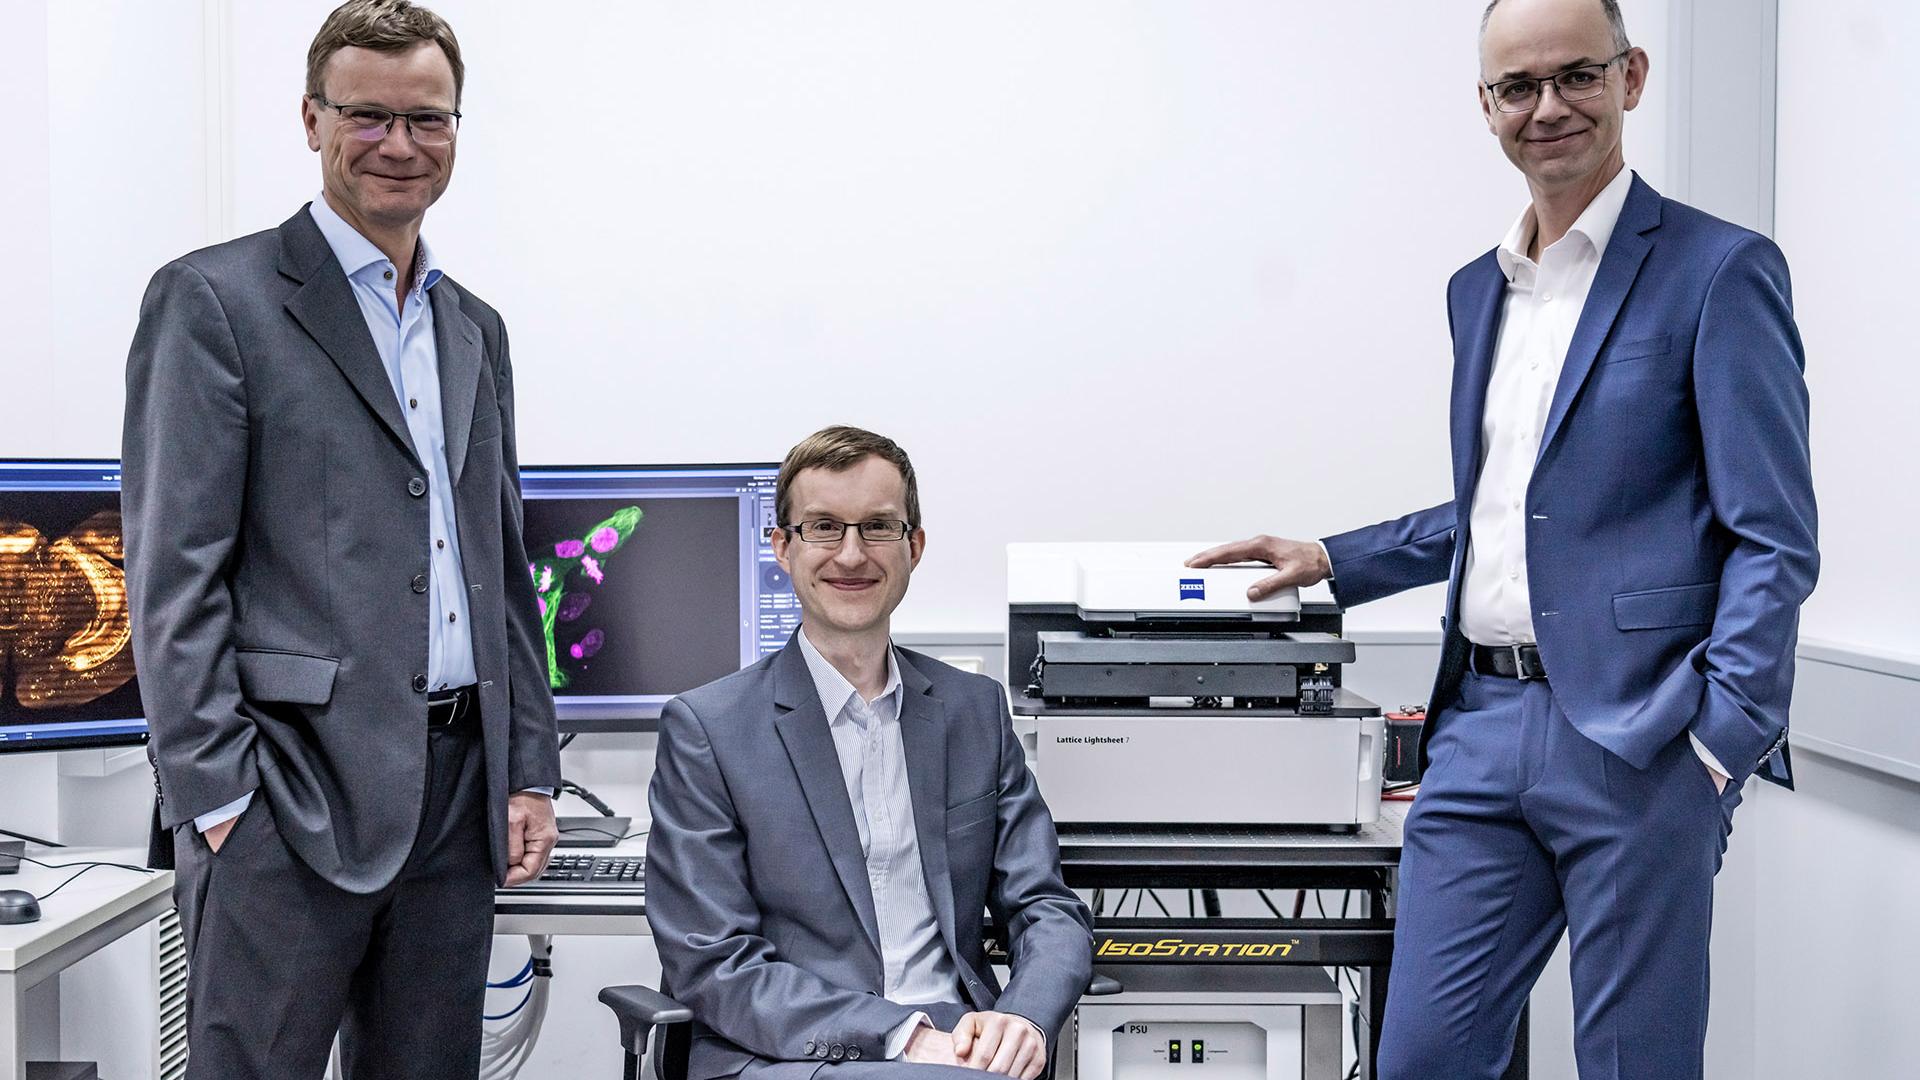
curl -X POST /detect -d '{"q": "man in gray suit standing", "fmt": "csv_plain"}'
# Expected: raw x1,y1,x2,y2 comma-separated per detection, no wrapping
648,426,1093,1080
121,2,560,1076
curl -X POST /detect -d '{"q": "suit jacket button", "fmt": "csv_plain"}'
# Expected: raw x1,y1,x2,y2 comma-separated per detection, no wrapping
408,477,427,497
803,1042,816,1057
828,1044,844,1061
412,673,429,693
815,1044,829,1059
411,573,429,593
846,1046,862,1061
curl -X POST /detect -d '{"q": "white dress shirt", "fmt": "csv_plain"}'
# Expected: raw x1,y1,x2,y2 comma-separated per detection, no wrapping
1456,165,1725,777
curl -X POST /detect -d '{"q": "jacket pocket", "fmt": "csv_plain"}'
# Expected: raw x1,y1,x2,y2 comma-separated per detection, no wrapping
1599,334,1672,365
1612,582,1719,630
235,648,341,705
946,789,996,832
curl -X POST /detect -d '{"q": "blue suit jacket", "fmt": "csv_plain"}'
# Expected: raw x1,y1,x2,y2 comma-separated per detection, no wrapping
1322,175,1817,788
646,636,1093,1080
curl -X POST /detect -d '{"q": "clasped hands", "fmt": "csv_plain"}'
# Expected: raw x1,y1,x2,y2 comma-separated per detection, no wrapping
904,1012,1047,1080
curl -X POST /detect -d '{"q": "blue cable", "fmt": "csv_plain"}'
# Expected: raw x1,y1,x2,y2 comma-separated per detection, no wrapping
487,956,534,989
484,984,534,1022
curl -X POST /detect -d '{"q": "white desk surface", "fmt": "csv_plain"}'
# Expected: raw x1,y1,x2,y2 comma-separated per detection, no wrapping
0,846,173,975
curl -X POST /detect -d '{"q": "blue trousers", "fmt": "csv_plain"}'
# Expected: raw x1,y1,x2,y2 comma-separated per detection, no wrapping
1377,670,1743,1080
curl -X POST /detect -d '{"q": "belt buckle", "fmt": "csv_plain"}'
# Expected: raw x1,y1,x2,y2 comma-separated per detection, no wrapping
428,689,467,728
1511,644,1544,681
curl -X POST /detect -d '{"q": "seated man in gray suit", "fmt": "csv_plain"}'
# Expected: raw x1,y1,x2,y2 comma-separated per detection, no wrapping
647,425,1093,1080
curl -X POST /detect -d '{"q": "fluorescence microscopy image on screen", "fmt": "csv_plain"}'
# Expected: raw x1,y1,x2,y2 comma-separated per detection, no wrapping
522,495,743,699
0,490,143,729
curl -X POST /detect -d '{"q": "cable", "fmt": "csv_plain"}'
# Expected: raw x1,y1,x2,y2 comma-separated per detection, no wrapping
0,826,64,847
1147,890,1171,918
18,855,154,902
558,732,577,751
478,935,555,1080
1256,890,1285,919
488,956,535,990
485,984,535,1022
555,825,648,843
558,779,616,818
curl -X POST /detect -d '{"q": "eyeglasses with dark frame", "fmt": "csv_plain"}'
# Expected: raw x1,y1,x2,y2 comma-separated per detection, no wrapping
1483,50,1632,114
780,519,913,544
310,95,462,145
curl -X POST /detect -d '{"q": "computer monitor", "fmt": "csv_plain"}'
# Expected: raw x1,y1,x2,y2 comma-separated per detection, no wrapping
0,459,148,754
519,463,795,731
0,458,789,749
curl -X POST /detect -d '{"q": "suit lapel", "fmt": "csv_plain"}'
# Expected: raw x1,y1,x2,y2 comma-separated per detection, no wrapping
430,276,483,486
1451,253,1508,506
896,655,964,968
1536,175,1661,464
770,643,883,958
278,207,420,466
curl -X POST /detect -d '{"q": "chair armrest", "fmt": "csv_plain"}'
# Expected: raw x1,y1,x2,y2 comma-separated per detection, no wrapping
1086,973,1124,996
599,984,694,1056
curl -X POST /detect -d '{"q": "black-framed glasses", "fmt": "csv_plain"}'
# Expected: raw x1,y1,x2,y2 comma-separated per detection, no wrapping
311,95,461,145
1483,50,1631,113
781,519,912,543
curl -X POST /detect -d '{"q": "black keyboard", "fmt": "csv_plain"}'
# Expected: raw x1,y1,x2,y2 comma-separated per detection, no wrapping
515,853,646,895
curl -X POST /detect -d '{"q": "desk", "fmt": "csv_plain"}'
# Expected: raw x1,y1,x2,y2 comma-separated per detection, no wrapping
494,835,649,937
0,847,172,1080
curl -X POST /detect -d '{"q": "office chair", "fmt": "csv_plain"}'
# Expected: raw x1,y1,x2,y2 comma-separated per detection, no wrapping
601,975,1124,1080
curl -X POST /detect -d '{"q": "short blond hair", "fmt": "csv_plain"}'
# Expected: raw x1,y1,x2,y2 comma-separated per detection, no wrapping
306,0,465,107
776,426,922,529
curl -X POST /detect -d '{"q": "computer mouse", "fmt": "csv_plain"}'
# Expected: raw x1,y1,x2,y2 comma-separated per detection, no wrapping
0,889,41,925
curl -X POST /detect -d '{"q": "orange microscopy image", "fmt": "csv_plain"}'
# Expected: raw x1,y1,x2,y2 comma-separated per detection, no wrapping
0,510,137,709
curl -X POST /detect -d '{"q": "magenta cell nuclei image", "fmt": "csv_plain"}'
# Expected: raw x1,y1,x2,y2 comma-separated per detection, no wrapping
554,538,586,559
558,592,592,622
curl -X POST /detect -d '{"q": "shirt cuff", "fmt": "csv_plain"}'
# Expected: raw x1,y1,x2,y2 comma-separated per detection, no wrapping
1688,734,1730,781
886,1012,932,1060
1315,540,1335,582
194,791,254,833
516,787,556,798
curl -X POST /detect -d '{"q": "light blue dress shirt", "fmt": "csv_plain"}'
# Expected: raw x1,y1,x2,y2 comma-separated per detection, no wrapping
308,195,477,690
797,628,959,1056
194,196,490,833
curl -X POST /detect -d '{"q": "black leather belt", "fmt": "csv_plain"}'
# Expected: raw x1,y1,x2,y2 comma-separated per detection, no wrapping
1471,643,1549,681
427,684,480,729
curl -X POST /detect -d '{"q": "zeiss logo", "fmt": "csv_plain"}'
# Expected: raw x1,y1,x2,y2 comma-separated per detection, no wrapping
1179,578,1206,601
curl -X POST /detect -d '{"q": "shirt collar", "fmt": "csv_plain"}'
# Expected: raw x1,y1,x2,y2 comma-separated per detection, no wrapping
1495,165,1635,282
796,626,902,725
307,194,444,295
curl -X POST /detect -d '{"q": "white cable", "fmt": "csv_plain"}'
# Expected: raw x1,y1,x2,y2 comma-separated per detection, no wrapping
478,935,554,1080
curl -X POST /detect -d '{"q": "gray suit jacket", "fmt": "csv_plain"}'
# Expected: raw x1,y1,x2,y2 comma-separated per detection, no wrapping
647,637,1093,1080
122,206,561,893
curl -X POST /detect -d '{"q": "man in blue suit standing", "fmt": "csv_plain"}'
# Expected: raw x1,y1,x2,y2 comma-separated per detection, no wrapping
1190,0,1816,1076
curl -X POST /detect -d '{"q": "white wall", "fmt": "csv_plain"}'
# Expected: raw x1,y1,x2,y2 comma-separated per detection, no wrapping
1774,0,1920,659
4,0,1674,638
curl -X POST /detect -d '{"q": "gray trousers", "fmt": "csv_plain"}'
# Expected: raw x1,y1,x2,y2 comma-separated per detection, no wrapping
172,722,494,1080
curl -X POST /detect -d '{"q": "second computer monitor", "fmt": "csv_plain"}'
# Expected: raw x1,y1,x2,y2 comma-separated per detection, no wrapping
518,463,796,730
